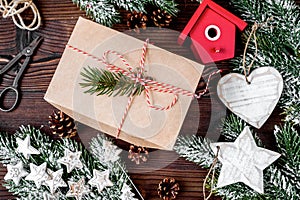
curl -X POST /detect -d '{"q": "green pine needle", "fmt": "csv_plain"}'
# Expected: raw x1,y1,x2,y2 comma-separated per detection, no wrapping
220,114,247,141
80,66,145,97
174,135,216,169
71,0,178,27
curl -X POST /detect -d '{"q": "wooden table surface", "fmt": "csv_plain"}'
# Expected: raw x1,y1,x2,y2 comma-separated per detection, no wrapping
0,0,298,199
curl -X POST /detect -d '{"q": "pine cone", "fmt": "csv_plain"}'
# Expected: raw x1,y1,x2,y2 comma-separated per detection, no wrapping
151,9,172,28
128,145,149,165
127,11,148,32
157,178,180,200
48,110,77,139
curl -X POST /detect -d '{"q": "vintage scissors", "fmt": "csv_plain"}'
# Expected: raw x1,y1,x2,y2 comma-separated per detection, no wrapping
0,36,43,112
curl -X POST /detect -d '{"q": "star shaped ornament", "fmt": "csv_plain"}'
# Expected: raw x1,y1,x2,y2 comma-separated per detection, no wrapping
88,169,113,193
25,162,49,188
4,161,29,185
210,126,281,193
16,135,40,159
66,178,90,200
44,169,67,194
57,148,83,173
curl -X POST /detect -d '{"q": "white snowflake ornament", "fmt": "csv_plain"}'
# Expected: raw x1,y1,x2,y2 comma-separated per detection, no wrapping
120,184,138,200
25,162,49,188
102,140,122,162
88,169,113,193
210,126,281,193
43,192,57,200
16,135,40,159
4,161,28,185
44,169,67,194
66,178,90,200
57,148,83,173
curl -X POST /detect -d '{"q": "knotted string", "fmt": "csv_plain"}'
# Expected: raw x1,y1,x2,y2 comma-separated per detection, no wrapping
0,0,41,31
67,40,222,138
203,146,220,200
242,17,273,84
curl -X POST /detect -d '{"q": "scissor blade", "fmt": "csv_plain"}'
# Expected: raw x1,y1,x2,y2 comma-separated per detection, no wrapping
0,53,23,74
24,36,43,56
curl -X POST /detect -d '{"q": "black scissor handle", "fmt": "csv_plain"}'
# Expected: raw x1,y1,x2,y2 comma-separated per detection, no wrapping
0,86,19,112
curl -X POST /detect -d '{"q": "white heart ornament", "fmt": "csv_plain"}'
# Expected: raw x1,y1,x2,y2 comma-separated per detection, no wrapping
217,67,283,128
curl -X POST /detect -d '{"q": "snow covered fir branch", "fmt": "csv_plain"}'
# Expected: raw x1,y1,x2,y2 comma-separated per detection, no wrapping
71,0,178,26
0,125,138,200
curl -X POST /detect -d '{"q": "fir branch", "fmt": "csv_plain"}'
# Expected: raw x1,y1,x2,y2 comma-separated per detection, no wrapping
80,66,119,96
73,0,120,26
80,66,145,97
147,0,179,16
274,123,300,191
173,135,216,168
71,0,178,27
220,114,247,141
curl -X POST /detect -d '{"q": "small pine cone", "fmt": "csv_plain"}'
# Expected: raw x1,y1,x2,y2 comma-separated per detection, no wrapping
157,178,180,200
48,110,77,139
151,9,172,28
127,11,148,32
128,145,149,165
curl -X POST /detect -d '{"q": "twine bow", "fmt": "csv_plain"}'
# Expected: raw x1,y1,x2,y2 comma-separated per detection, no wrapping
0,0,41,31
67,39,222,138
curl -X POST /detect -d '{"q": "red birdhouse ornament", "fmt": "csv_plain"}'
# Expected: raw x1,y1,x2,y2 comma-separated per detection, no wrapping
178,0,247,64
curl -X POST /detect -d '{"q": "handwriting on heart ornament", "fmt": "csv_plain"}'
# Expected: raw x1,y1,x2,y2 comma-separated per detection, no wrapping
217,67,283,128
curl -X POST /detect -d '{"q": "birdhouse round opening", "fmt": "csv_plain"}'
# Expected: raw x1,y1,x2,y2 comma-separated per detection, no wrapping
205,25,221,41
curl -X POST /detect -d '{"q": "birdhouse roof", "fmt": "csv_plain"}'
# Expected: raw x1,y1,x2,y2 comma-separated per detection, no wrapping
178,0,247,45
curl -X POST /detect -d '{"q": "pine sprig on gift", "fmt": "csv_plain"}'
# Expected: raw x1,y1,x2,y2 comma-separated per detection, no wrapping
71,0,178,27
0,125,138,199
80,66,145,96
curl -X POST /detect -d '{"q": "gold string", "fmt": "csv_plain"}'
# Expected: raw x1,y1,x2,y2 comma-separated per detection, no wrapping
0,0,41,31
203,146,220,200
242,17,273,84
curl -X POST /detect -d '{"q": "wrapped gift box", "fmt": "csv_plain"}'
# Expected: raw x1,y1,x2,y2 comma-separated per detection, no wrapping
44,17,204,150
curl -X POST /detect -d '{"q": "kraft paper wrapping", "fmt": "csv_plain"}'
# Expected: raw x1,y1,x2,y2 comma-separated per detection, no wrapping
44,17,204,150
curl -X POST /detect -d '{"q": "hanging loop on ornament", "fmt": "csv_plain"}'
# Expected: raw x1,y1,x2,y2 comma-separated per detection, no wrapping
242,17,273,84
203,146,220,200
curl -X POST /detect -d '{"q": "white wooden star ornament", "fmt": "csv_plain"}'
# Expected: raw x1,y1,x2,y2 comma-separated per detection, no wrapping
4,161,29,185
16,135,40,159
66,178,90,200
44,168,67,194
210,126,281,193
57,148,83,173
25,162,49,188
88,169,113,193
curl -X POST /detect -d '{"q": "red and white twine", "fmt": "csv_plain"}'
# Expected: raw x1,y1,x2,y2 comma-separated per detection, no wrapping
67,40,222,138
